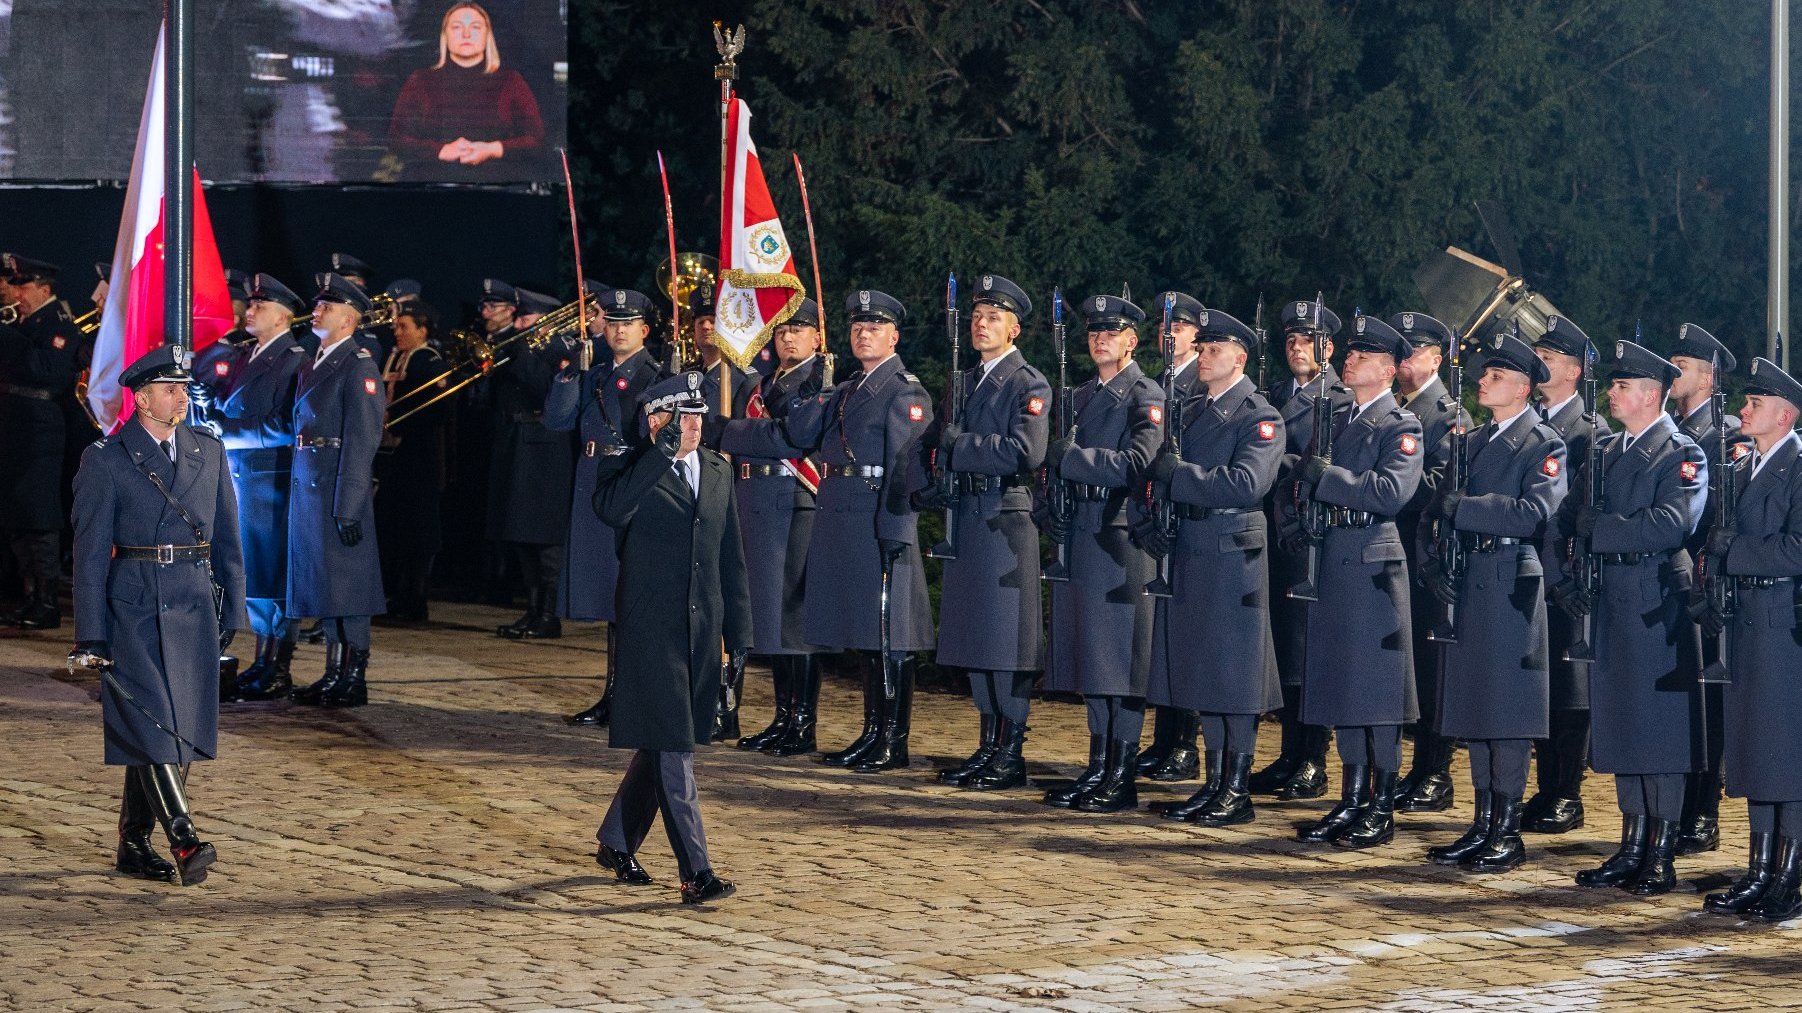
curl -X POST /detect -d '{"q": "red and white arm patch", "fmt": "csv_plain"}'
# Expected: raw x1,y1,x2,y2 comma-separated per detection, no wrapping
615,377,629,389
364,378,379,395
1026,396,1045,416
1542,456,1561,478
1399,433,1419,456
52,335,67,350
215,361,231,376
908,403,924,422
1732,442,1752,461
1679,460,1700,483
1149,405,1164,425
1257,420,1277,441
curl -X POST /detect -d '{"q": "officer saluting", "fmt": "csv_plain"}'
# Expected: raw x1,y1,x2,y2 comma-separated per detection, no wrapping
1280,314,1424,849
1421,332,1567,872
924,274,1051,791
1699,357,1802,922
555,286,666,728
70,343,249,886
1141,307,1285,827
715,289,934,772
288,274,387,708
1036,293,1161,813
1548,340,1706,896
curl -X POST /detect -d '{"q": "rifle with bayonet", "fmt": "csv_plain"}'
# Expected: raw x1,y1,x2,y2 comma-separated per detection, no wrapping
1042,289,1074,583
1562,336,1606,663
1288,292,1331,602
1145,292,1182,598
1694,346,1737,686
1427,319,1480,643
929,272,963,559
1253,293,1268,395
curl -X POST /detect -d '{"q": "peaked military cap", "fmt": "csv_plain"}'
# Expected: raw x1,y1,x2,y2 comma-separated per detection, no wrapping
1671,323,1737,374
119,342,194,389
786,297,820,330
1281,297,1341,337
249,273,307,315
689,282,717,318
385,279,424,303
330,252,372,280
603,288,654,321
1161,291,1204,327
1481,331,1550,385
1,253,58,283
480,278,519,305
313,272,374,314
845,289,906,324
1389,310,1453,350
1194,307,1259,354
1535,315,1593,361
1347,314,1408,363
1746,357,1802,411
224,269,252,303
1085,294,1144,331
514,288,560,317
642,371,711,415
1610,339,1680,385
582,279,614,304
972,274,1032,320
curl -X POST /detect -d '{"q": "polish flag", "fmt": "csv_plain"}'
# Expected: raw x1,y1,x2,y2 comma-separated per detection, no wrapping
87,26,234,433
713,97,803,374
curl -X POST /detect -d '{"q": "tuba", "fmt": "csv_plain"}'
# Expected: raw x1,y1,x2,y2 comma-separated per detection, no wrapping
655,252,718,368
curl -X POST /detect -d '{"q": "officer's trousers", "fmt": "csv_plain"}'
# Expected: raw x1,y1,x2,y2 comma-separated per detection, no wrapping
599,749,711,881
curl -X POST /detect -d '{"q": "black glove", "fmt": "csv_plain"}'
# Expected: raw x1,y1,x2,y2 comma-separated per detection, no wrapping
878,538,907,564
699,413,728,449
1131,515,1171,558
1045,434,1076,475
1144,448,1180,491
1420,559,1460,607
1044,507,1072,544
335,518,362,547
1697,602,1729,638
1706,524,1737,561
1301,454,1330,486
654,416,683,457
938,421,963,451
1278,521,1313,558
73,640,112,665
1574,505,1601,539
911,484,947,512
1551,580,1594,619
1434,490,1465,522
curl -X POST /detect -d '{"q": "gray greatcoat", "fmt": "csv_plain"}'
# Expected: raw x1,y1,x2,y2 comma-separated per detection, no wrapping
1142,375,1285,715
73,421,249,765
1040,361,1161,697
206,334,303,601
1545,414,1706,774
287,338,387,618
728,355,825,655
1720,436,1802,800
1435,412,1567,740
1538,393,1610,708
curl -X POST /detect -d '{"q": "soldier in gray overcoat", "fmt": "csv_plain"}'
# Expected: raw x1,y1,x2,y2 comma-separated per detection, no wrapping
1420,333,1566,873
1548,340,1706,897
920,274,1051,792
1698,358,1802,921
71,344,249,886
1279,315,1424,850
1139,308,1284,828
1036,294,1161,814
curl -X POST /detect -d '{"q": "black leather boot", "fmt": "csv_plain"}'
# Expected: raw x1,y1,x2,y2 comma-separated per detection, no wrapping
712,651,746,742
227,635,269,702
1278,726,1330,801
1528,716,1588,833
1135,706,1174,776
1248,711,1300,795
321,647,369,708
769,655,821,757
1298,765,1369,844
937,713,999,786
821,658,883,768
1466,795,1527,872
1044,735,1107,808
1334,771,1398,849
739,656,792,751
1146,710,1200,782
115,768,174,881
1396,734,1454,812
1153,750,1222,820
233,637,295,702
1072,738,1139,813
1427,790,1492,866
300,619,327,644
567,627,618,726
1575,814,1649,888
1749,837,1802,922
14,588,62,630
1192,751,1257,827
291,642,345,705
1627,818,1679,896
965,716,1028,791
516,582,563,639
138,765,215,886
1705,831,1778,915
853,659,914,773
496,588,541,638
1677,768,1722,856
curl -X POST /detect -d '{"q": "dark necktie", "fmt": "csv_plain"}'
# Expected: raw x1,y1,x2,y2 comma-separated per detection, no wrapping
159,439,176,477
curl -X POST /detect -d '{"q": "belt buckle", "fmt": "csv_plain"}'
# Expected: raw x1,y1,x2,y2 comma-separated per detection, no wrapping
740,463,751,480
156,544,175,564
585,440,597,458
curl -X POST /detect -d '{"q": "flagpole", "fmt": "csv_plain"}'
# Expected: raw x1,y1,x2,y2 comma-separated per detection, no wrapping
714,23,743,417
164,0,194,353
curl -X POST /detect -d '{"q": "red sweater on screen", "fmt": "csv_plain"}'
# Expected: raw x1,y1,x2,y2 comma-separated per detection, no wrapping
388,62,545,182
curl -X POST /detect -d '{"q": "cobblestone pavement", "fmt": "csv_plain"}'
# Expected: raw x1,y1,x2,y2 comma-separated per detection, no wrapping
3,605,1799,1012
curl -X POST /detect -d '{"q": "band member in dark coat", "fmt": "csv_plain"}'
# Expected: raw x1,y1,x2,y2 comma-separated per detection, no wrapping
1,253,83,629
1421,333,1566,873
1667,323,1747,856
1135,291,1205,783
1548,340,1707,897
71,344,248,886
724,299,827,757
1699,358,1802,921
1390,311,1472,814
1253,299,1352,801
489,287,578,639
1525,316,1609,834
200,275,307,700
1279,315,1424,850
375,304,450,623
591,372,751,904
715,289,935,773
553,286,665,727
288,275,388,708
919,274,1051,792
1036,295,1161,813
1141,309,1285,827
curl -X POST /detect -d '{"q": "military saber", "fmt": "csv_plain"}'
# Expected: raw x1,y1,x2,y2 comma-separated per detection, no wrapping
793,153,834,385
929,272,962,560
1145,292,1182,598
878,553,897,700
1289,292,1331,602
1042,288,1074,583
558,148,593,372
657,150,683,375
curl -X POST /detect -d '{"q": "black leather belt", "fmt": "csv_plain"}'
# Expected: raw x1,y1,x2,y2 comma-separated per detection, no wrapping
115,543,210,563
0,382,53,400
1465,534,1523,553
827,464,884,479
1599,552,1644,565
1737,576,1796,589
1326,508,1383,528
583,440,628,458
1175,505,1248,520
739,463,787,479
508,411,544,424
297,436,342,449
956,474,1028,495
1066,484,1112,501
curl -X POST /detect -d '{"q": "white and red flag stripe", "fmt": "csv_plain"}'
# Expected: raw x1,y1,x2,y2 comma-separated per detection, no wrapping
712,96,803,371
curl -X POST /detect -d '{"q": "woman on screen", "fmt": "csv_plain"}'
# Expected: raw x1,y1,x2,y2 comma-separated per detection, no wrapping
388,2,545,182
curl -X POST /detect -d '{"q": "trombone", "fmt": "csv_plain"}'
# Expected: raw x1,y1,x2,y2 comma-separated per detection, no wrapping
384,293,597,427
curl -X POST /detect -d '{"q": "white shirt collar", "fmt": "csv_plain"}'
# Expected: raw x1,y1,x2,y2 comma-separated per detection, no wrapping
673,449,701,495
1491,406,1536,439
1753,432,1799,477
315,335,352,365
978,346,1019,380
1542,392,1579,419
1624,413,1674,446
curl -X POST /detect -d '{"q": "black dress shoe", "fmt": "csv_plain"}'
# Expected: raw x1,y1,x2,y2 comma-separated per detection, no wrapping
596,845,653,885
1395,770,1454,813
1526,796,1584,834
1277,759,1328,801
1676,813,1720,856
1145,743,1200,783
681,869,736,904
1247,755,1298,796
115,837,176,881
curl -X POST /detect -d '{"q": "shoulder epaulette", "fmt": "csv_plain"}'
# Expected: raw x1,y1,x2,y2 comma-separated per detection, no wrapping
900,371,922,385
90,437,110,449
285,344,304,354
190,426,221,442
355,348,373,359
